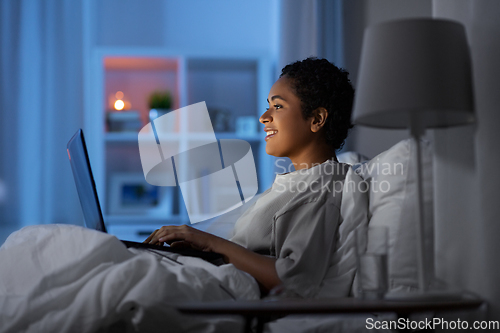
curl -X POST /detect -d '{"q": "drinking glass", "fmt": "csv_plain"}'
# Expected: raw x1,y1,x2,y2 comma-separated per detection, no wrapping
355,225,389,299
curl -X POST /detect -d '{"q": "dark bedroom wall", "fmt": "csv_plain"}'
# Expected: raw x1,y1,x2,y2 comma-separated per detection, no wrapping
433,0,500,321
342,0,433,158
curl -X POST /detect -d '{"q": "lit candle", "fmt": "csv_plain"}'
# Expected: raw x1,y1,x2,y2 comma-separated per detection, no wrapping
114,91,125,110
114,99,125,110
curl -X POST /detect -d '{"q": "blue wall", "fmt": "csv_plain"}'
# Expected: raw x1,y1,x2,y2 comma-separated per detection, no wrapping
94,0,276,53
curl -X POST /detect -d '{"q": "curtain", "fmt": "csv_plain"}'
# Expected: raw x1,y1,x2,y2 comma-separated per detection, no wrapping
277,0,344,74
0,0,85,228
277,0,350,153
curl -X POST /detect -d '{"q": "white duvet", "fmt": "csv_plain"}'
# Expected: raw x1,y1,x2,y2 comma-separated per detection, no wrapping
0,225,259,333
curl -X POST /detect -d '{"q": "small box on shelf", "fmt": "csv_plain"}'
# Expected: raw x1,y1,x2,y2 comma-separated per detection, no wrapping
106,110,143,132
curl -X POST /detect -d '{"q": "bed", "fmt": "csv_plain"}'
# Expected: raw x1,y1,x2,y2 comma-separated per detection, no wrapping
0,139,452,333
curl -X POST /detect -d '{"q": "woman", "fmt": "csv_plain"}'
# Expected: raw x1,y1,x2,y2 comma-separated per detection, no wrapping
145,58,367,298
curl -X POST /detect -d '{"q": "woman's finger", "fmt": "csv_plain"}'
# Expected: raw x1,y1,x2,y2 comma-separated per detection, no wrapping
170,241,192,249
143,229,158,243
151,226,180,244
159,231,186,244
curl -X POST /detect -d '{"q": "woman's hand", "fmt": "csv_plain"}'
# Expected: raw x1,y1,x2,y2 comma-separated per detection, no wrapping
144,225,282,294
143,225,223,252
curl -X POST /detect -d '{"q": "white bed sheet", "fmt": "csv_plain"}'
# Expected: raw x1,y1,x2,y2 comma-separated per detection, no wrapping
0,224,394,333
0,224,259,333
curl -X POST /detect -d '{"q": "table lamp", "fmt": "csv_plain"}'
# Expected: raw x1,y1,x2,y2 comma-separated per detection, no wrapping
352,18,475,299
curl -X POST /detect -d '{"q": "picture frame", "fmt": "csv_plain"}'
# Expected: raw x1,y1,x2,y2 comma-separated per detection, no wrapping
108,173,173,216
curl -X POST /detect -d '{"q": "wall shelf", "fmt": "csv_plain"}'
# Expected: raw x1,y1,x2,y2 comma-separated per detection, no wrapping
105,131,263,143
85,47,275,232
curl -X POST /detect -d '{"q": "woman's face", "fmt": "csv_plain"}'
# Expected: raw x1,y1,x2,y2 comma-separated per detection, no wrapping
260,76,315,159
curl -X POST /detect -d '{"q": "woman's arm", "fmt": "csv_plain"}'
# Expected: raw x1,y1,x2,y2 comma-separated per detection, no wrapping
144,225,282,293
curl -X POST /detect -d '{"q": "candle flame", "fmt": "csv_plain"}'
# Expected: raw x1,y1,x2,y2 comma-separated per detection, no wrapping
114,99,125,110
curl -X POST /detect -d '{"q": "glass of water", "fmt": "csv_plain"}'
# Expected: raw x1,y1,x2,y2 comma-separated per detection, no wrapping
355,225,389,300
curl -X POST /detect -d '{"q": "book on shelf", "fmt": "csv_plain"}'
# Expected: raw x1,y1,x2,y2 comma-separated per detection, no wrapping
106,110,143,132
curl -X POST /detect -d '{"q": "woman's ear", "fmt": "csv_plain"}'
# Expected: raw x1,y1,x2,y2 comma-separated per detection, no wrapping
310,107,328,133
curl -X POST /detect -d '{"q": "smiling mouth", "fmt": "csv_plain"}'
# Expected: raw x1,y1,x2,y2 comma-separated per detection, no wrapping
265,130,277,141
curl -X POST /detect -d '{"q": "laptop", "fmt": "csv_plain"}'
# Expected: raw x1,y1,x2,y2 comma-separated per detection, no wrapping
67,129,224,265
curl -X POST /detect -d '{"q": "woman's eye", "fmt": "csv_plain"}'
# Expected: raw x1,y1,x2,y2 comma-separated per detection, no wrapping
265,104,282,111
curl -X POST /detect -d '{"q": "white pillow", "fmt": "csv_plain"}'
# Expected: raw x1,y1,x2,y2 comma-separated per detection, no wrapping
355,139,434,292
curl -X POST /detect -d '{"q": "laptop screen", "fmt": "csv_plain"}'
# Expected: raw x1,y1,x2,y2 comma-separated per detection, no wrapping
67,129,107,233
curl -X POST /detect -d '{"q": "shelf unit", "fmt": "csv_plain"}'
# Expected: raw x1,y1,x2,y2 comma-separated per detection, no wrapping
84,47,275,238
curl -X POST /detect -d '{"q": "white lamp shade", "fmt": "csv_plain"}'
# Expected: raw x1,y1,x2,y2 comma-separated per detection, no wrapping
352,19,475,129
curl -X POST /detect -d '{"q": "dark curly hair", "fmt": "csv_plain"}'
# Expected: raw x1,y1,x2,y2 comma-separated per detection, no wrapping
280,57,354,151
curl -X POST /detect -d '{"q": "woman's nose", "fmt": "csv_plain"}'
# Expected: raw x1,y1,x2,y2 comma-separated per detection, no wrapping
259,109,272,124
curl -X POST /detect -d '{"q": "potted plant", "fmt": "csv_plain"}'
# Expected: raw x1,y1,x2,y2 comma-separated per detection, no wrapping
149,90,172,111
148,90,175,132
